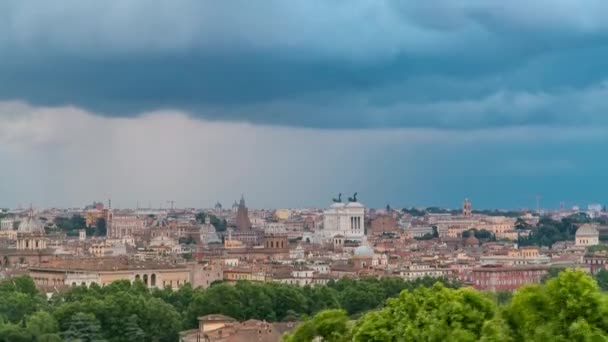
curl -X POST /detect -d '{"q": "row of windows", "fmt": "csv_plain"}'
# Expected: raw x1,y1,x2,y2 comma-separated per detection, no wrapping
476,277,538,286
477,270,544,277
33,276,186,288
350,216,362,230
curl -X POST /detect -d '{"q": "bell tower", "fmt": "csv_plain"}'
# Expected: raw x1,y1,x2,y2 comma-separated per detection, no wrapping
463,198,472,217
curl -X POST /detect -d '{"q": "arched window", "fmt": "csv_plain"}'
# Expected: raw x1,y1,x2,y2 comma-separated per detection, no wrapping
151,274,156,287
143,274,148,286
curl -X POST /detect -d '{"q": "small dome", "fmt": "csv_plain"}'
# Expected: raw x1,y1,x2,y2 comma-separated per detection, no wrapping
354,237,374,257
354,245,374,257
330,202,346,209
576,224,599,237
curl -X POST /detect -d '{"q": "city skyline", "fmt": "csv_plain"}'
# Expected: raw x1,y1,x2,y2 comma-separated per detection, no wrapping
1,1,608,208
0,195,604,212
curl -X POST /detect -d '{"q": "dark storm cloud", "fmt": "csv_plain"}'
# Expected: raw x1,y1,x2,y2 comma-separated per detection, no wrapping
2,0,608,129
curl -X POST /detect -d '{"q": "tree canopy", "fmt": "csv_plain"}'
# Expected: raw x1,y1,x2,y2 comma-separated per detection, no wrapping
0,275,458,341
285,269,608,341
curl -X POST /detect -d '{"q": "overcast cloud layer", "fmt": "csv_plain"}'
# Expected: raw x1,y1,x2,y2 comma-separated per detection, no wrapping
1,1,607,208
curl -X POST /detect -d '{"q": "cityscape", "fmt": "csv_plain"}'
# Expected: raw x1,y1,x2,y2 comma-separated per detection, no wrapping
1,197,608,340
3,1,608,341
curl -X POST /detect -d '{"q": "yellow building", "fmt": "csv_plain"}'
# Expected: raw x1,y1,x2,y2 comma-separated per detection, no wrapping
223,267,267,283
85,209,106,227
273,209,291,221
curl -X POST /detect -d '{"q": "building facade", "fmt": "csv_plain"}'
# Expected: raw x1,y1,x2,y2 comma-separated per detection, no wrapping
322,201,365,241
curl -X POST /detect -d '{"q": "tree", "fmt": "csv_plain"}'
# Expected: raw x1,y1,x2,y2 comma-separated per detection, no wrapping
0,290,46,323
493,291,513,305
480,318,513,342
352,283,497,342
503,269,608,341
475,229,492,239
178,236,196,245
284,309,350,342
595,269,608,291
25,311,60,338
94,218,107,237
541,267,565,283
61,312,106,342
195,212,227,232
431,226,439,238
123,315,145,342
514,218,532,230
0,322,33,342
54,215,87,236
401,207,425,217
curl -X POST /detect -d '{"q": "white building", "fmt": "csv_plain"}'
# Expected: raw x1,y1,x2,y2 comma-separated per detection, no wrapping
575,224,599,247
0,218,14,231
199,216,221,245
321,201,365,241
399,264,452,281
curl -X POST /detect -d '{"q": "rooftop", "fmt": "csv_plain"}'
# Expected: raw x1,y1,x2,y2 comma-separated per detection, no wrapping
30,257,187,272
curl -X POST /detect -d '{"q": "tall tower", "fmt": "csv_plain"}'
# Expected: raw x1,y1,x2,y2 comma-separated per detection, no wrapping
235,195,252,231
463,198,472,217
106,198,113,238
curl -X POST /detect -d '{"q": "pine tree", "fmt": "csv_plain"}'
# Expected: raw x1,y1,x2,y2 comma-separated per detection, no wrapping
61,312,106,342
124,315,146,342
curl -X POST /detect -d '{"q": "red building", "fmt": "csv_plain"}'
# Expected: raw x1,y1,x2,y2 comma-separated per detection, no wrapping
472,265,549,292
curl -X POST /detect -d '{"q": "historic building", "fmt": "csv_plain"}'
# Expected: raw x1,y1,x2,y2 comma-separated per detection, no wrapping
321,195,365,241
463,198,472,217
179,314,297,342
107,212,145,239
0,218,15,231
264,233,288,250
15,209,47,250
575,224,599,247
199,216,221,245
370,215,397,236
188,262,224,289
235,196,252,231
472,265,549,291
29,257,190,290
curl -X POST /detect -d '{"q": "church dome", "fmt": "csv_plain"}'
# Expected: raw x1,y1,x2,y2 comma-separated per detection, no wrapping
354,238,374,257
354,244,374,257
576,224,599,237
18,216,44,234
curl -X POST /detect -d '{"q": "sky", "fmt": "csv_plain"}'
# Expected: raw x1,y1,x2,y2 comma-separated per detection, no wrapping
1,0,608,209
